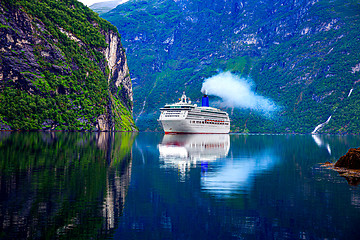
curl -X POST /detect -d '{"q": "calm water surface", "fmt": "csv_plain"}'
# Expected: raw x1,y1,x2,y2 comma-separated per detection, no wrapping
1,132,360,239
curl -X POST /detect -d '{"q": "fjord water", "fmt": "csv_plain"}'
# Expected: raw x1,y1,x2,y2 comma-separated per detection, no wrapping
1,132,360,239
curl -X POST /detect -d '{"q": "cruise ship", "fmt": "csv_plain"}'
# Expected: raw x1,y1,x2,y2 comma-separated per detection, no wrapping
158,92,230,134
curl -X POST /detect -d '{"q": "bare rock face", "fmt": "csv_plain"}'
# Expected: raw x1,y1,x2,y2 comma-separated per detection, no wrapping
335,148,360,169
103,31,133,110
0,7,70,94
96,114,109,132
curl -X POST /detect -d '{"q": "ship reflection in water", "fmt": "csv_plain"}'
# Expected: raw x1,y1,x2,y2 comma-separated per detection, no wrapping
159,134,280,198
158,134,230,180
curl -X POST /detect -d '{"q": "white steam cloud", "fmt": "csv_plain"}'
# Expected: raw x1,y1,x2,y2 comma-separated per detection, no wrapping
201,72,278,115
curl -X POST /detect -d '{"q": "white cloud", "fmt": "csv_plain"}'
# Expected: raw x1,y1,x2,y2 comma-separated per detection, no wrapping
78,0,129,7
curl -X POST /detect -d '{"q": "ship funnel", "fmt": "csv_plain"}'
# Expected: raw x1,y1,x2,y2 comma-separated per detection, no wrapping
202,93,209,107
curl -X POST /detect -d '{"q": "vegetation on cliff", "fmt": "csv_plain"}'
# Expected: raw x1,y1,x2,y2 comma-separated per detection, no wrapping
0,0,136,131
101,0,360,133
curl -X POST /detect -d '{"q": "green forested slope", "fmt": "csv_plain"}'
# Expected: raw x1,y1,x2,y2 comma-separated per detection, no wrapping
101,0,360,133
0,0,136,131
252,0,360,133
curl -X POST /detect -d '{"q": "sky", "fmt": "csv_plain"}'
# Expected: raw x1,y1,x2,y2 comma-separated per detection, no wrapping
78,0,129,6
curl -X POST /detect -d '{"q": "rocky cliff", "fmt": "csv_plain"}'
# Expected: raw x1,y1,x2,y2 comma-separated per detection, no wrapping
0,0,136,131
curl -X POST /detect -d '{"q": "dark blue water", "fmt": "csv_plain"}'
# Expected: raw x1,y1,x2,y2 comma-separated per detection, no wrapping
1,132,360,239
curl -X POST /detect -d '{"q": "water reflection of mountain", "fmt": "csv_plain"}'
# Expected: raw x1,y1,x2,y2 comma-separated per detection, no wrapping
158,134,230,176
0,132,135,239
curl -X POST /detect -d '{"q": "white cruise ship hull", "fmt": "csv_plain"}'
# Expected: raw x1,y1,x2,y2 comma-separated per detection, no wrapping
160,119,230,134
158,92,230,134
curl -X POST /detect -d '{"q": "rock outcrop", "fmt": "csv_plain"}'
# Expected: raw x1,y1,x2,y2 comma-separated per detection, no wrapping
335,148,360,170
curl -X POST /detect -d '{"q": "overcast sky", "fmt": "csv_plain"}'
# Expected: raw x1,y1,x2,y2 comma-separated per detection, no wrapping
78,0,129,6
78,0,102,6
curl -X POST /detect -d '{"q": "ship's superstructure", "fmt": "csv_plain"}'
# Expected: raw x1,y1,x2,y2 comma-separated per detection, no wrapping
158,92,230,134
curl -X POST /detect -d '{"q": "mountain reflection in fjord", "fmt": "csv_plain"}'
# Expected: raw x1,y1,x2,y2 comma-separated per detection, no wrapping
0,132,135,240
115,134,360,239
4,133,360,239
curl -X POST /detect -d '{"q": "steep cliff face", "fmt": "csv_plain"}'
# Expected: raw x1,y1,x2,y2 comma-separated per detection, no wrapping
104,31,133,106
0,0,136,131
103,30,135,131
102,0,360,133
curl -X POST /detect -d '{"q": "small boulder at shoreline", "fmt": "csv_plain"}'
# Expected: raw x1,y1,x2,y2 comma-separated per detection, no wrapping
335,148,360,169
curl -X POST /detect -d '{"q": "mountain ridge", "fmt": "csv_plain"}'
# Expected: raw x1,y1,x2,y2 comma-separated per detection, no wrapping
101,0,360,133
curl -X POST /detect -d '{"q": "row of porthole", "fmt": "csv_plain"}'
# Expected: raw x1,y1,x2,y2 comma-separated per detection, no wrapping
190,120,229,125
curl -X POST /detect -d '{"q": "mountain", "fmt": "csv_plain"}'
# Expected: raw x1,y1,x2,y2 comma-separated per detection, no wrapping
90,0,128,15
0,0,137,131
102,0,360,133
